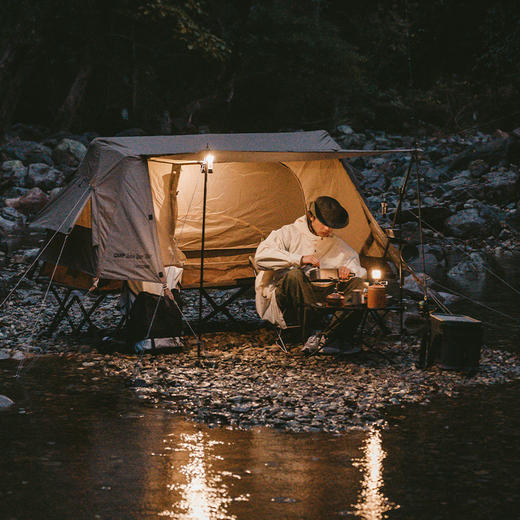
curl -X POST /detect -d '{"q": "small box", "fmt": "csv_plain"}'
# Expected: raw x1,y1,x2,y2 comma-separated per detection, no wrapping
429,313,482,369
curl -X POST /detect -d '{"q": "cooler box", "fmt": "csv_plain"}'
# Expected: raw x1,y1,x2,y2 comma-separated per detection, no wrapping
429,313,482,369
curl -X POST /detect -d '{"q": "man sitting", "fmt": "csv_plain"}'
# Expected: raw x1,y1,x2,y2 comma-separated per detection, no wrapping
254,196,366,353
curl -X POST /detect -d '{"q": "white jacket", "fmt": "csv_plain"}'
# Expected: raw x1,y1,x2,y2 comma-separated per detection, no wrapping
254,216,366,327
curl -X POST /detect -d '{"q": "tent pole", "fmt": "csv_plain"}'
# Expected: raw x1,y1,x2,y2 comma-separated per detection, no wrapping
198,168,209,360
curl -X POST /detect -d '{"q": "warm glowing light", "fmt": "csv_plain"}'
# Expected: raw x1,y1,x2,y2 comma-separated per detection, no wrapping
371,269,382,282
351,429,399,519
159,431,246,519
205,154,214,173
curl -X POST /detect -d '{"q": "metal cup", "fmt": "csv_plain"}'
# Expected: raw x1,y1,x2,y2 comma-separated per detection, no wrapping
352,289,362,305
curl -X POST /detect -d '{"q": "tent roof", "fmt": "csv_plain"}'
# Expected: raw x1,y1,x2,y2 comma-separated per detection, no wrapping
89,130,416,163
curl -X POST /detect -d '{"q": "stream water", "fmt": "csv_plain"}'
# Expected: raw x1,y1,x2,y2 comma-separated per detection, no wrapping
1,357,518,520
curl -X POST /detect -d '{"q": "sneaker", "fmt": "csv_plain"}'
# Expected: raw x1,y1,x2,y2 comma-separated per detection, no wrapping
302,334,325,354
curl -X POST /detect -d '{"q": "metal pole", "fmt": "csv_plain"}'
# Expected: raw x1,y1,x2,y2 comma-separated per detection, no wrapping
198,168,208,359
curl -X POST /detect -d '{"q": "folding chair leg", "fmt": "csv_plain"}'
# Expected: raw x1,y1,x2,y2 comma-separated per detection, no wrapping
72,294,106,335
48,287,74,333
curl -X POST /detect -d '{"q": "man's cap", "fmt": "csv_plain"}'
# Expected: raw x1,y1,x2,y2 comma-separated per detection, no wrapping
310,196,349,229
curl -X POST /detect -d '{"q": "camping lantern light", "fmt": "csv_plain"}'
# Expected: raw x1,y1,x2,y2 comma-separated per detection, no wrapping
203,154,214,173
371,269,382,282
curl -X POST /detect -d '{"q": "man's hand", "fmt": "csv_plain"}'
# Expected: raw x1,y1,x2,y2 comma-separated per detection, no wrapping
301,255,320,267
338,266,352,280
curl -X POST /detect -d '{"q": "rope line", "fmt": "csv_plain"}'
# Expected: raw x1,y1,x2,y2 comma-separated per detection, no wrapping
407,209,520,296
432,278,519,321
16,232,71,378
0,185,91,311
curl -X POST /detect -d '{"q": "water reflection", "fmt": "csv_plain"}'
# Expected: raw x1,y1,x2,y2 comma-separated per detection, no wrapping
352,429,399,520
159,431,248,520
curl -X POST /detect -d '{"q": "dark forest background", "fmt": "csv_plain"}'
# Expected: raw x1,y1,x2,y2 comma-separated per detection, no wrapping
1,0,519,136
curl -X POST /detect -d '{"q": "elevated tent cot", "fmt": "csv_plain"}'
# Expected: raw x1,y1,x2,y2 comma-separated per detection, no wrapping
32,131,412,297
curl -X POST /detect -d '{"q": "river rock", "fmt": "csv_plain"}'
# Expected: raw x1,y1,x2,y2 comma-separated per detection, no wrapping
446,252,487,293
1,160,27,187
360,169,387,192
5,187,49,215
468,159,489,178
481,169,519,204
444,208,488,238
0,207,26,236
26,163,64,191
336,124,354,135
407,253,443,278
0,395,15,409
52,138,87,167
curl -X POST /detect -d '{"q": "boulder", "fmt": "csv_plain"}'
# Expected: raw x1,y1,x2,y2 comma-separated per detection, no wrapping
5,187,49,215
49,187,63,200
25,144,53,166
1,160,27,187
26,163,64,191
3,186,28,199
444,208,488,238
468,159,489,178
403,272,434,299
481,169,519,204
407,252,443,279
52,138,87,167
0,206,26,235
336,124,354,135
360,169,387,192
506,209,520,232
446,252,487,294
444,170,473,190
1,140,52,165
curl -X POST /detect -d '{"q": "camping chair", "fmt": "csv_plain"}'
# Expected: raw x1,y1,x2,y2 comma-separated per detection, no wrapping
32,262,122,336
196,280,255,322
248,256,302,353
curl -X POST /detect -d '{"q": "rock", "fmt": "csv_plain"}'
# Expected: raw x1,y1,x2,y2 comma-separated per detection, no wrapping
446,252,487,293
437,291,461,305
52,138,87,167
1,139,52,165
468,159,489,178
26,163,64,191
506,209,520,232
481,169,519,204
403,272,434,299
25,144,54,166
407,253,443,278
5,187,49,215
1,160,27,187
444,208,488,238
444,170,473,189
0,395,15,409
0,207,26,235
49,187,63,201
337,124,354,135
360,169,387,192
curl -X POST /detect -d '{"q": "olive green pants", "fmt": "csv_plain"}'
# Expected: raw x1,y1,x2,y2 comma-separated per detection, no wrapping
275,269,365,339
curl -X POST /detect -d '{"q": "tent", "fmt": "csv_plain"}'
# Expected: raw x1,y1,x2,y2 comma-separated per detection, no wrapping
32,130,412,298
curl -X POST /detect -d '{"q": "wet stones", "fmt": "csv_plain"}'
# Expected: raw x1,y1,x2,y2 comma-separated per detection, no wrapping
5,187,50,216
52,138,87,168
0,395,15,409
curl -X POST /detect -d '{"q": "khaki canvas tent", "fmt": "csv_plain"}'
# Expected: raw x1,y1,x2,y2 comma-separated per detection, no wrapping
32,131,411,300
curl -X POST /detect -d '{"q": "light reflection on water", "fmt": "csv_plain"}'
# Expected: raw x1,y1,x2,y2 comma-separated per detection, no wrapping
352,429,399,520
158,431,249,520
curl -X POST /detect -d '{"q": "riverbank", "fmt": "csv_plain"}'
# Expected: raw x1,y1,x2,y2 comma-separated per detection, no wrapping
3,326,519,434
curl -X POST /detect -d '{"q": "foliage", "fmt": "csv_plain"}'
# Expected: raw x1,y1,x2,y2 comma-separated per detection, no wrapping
0,0,519,134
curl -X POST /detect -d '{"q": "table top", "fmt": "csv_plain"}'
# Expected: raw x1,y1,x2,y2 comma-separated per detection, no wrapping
307,301,401,311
